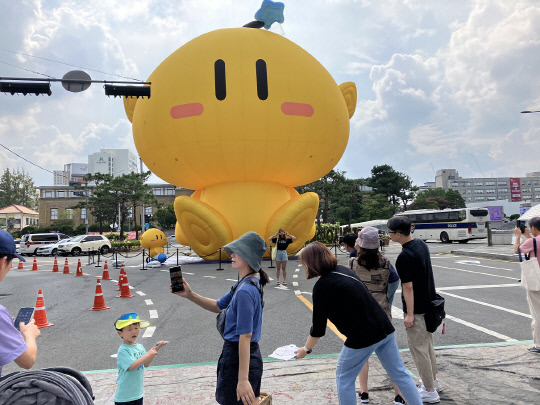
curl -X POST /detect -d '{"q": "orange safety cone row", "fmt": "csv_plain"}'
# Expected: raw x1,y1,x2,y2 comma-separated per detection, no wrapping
90,278,110,311
52,257,59,272
117,274,133,298
34,289,54,328
17,260,24,270
75,259,83,277
63,258,70,274
101,261,111,280
32,257,38,271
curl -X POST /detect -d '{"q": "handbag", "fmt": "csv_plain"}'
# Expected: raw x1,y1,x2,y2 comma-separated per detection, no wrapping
518,238,540,291
216,278,263,339
424,293,445,333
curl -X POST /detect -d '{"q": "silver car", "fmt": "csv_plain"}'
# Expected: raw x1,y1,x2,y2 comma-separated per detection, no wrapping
35,238,71,256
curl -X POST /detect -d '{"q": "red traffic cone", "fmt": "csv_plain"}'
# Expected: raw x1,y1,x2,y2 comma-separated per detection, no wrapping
116,267,126,286
101,261,111,280
75,259,83,277
32,257,38,271
34,289,53,328
52,257,59,272
117,274,133,298
63,258,70,274
116,273,123,291
17,260,24,270
90,278,110,311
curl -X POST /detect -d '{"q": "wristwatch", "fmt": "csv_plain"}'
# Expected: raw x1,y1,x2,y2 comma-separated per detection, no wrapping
303,346,312,354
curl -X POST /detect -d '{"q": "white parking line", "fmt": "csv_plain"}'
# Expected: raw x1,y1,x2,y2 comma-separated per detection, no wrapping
294,290,301,295
445,314,517,341
145,299,153,305
203,276,216,279
227,279,238,282
149,310,158,318
295,269,299,272
433,265,518,280
293,275,298,278
437,283,520,291
136,291,146,296
441,291,532,318
292,282,298,287
142,326,156,338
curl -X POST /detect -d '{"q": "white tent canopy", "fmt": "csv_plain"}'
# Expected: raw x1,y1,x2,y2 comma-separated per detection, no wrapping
518,203,540,221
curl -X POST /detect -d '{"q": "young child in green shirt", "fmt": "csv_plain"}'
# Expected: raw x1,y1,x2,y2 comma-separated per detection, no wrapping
114,312,168,405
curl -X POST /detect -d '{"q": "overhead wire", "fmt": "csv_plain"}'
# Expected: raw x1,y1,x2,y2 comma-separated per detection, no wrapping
0,143,53,173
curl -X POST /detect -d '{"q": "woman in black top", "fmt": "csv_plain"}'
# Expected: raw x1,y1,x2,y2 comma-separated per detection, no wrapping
269,229,295,285
294,242,421,405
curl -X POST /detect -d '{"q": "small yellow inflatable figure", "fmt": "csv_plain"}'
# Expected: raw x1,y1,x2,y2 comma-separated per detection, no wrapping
124,23,356,260
140,229,167,258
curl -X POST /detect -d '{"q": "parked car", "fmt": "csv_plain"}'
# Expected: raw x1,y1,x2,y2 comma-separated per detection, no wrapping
14,239,20,253
19,233,70,256
35,237,72,256
57,234,111,256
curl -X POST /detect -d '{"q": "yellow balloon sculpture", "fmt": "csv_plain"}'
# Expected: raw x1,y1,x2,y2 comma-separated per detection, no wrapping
140,228,167,258
124,28,356,260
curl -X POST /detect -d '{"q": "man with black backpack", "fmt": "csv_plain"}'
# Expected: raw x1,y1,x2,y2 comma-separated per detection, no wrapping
387,217,442,404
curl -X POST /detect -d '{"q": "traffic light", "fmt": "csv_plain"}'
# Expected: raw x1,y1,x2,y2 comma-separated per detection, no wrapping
0,81,52,96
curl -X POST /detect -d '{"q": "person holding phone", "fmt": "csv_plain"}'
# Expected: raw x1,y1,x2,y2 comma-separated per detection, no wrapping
173,232,269,405
0,230,41,378
269,229,295,285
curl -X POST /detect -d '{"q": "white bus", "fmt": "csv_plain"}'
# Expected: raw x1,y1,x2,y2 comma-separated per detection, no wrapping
395,208,490,243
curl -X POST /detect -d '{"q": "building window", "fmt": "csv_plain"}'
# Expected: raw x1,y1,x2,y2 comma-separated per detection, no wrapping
474,189,484,194
465,182,471,187
81,208,87,219
56,190,67,198
165,188,175,196
485,181,495,186
487,196,497,201
466,190,472,194
153,188,164,196
523,188,532,193
65,209,73,219
486,189,496,194
51,208,58,220
26,218,29,225
498,181,507,186
43,191,54,198
474,182,483,186
145,207,153,216
474,197,485,201
498,189,508,193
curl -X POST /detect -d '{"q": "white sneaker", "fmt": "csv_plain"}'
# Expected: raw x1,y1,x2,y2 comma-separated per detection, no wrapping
418,386,440,403
419,379,442,391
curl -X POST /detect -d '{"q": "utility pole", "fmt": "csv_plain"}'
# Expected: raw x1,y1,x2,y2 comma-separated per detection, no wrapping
85,182,89,234
140,157,145,237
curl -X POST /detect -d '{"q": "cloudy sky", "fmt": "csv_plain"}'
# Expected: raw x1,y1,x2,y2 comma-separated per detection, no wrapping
1,0,539,189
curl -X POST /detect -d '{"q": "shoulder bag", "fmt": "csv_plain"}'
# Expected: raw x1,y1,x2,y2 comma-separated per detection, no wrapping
518,238,540,291
216,278,263,339
271,238,278,260
424,293,445,333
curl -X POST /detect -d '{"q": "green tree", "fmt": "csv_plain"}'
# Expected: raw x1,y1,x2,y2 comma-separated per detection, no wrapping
409,187,466,210
367,164,417,210
153,203,177,229
119,172,159,239
0,168,38,210
359,193,396,220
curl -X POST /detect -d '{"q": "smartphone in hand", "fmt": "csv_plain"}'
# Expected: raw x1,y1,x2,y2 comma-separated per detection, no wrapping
169,266,184,293
14,307,34,330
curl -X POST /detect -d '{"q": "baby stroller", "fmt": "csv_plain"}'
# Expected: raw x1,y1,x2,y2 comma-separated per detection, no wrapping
0,367,94,404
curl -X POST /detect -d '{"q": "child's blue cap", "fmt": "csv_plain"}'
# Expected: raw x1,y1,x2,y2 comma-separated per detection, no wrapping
115,312,150,330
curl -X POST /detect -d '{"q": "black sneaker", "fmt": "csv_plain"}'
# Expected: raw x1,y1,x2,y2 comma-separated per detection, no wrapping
394,394,405,404
359,391,369,403
527,346,540,353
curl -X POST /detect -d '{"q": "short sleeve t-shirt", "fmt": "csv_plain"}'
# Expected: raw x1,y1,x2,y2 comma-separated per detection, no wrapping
395,239,437,314
0,305,27,378
271,238,293,251
115,343,146,402
216,277,263,342
519,235,540,266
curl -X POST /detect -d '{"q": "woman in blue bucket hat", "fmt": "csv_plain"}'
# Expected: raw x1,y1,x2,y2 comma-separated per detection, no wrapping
173,232,269,405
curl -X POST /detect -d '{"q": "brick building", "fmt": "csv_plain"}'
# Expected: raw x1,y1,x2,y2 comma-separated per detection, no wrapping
37,184,192,228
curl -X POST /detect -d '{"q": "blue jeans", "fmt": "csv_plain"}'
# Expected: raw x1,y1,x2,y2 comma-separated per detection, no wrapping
387,280,399,307
336,333,422,405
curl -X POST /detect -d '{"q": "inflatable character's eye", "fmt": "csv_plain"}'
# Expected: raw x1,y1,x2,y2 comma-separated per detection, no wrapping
214,59,226,100
256,59,268,100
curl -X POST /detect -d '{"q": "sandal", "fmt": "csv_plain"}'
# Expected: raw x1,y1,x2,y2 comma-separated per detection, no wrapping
276,281,280,285
282,282,287,286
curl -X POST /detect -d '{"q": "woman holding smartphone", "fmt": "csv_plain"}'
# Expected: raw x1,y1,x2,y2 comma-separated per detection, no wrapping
173,232,269,405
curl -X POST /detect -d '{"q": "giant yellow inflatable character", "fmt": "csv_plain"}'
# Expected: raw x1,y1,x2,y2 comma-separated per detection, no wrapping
140,228,167,258
124,27,356,260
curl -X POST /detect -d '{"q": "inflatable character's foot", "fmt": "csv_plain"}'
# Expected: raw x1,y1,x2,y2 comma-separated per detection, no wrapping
174,196,233,260
267,192,319,255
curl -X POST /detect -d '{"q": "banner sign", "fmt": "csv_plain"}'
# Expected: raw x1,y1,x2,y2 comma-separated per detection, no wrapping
510,177,522,202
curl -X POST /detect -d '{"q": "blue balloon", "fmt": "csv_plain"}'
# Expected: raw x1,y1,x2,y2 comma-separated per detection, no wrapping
157,253,167,263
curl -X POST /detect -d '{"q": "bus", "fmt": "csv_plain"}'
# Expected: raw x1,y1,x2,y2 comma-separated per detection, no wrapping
395,208,490,243
339,219,389,236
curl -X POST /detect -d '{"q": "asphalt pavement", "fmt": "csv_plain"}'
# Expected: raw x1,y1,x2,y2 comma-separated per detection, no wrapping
2,242,539,404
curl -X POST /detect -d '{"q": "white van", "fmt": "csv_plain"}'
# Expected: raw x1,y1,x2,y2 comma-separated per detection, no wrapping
19,233,70,256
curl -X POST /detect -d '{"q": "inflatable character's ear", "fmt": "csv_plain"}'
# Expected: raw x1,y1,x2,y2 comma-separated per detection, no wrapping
339,82,357,119
123,96,138,123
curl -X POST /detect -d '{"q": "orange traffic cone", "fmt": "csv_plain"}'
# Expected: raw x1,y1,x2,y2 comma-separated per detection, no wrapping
17,260,24,270
52,257,59,272
117,274,133,298
90,278,110,311
34,289,53,328
101,261,111,280
116,267,126,286
63,258,70,274
116,273,123,291
75,259,83,277
32,257,38,271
